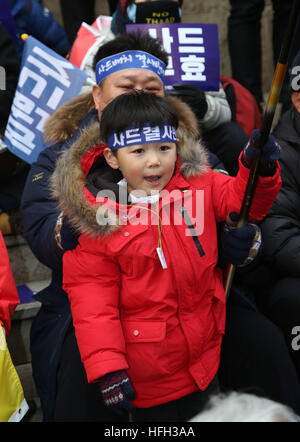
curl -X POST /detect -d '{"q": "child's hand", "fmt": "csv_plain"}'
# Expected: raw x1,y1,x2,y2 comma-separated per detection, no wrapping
243,129,281,167
222,212,262,267
98,370,135,415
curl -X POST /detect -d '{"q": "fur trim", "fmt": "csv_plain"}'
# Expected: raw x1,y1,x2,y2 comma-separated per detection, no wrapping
44,92,95,143
51,95,209,236
51,121,121,237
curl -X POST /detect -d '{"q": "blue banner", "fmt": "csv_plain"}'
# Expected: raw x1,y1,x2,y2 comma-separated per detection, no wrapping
4,36,88,164
126,23,220,91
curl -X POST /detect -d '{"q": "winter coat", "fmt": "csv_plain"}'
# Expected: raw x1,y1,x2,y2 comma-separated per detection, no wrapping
51,97,281,408
20,92,205,418
8,0,70,57
261,108,300,276
0,232,19,335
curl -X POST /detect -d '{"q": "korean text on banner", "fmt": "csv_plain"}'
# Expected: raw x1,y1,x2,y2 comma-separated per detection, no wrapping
4,36,88,164
126,23,220,91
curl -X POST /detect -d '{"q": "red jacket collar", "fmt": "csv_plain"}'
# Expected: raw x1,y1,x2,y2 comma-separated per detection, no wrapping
80,144,107,177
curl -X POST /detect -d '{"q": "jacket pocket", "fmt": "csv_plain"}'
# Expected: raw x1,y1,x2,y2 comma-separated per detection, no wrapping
121,320,170,381
122,320,166,343
108,225,156,260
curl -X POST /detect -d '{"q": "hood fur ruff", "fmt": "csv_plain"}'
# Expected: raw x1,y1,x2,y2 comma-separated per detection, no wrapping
50,93,209,237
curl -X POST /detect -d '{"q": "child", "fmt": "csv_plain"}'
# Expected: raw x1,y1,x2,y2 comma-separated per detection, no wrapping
52,91,281,421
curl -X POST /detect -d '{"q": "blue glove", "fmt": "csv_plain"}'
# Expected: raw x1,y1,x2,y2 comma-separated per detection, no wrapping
98,370,135,416
222,212,262,267
243,129,280,167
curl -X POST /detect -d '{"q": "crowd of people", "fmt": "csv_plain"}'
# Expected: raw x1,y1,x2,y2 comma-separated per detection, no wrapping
1,0,300,423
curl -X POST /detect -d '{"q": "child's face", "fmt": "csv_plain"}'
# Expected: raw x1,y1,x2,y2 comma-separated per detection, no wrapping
105,141,177,196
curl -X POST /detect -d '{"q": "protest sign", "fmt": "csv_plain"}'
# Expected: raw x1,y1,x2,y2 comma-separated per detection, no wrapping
127,23,220,91
4,36,88,164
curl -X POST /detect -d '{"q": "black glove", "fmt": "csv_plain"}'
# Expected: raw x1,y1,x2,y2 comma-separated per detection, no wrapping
169,83,208,119
222,212,262,267
98,370,135,416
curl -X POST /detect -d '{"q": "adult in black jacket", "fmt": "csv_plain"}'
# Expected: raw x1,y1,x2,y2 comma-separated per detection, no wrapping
257,51,300,380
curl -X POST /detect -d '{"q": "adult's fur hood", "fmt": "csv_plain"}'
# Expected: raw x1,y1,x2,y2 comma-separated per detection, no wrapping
50,92,210,237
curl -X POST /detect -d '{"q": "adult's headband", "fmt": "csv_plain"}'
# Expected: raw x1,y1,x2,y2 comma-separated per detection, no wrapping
95,50,166,85
107,122,177,150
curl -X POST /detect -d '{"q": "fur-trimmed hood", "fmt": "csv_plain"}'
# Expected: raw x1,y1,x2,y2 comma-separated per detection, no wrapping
50,93,210,237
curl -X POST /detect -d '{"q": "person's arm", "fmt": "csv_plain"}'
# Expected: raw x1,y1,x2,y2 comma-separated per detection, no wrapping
20,143,79,270
202,86,232,130
0,233,19,335
63,234,128,383
170,83,231,131
261,148,300,276
211,131,282,223
64,235,135,415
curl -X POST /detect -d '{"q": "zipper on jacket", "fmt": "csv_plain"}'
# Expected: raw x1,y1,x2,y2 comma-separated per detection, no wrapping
179,206,205,257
